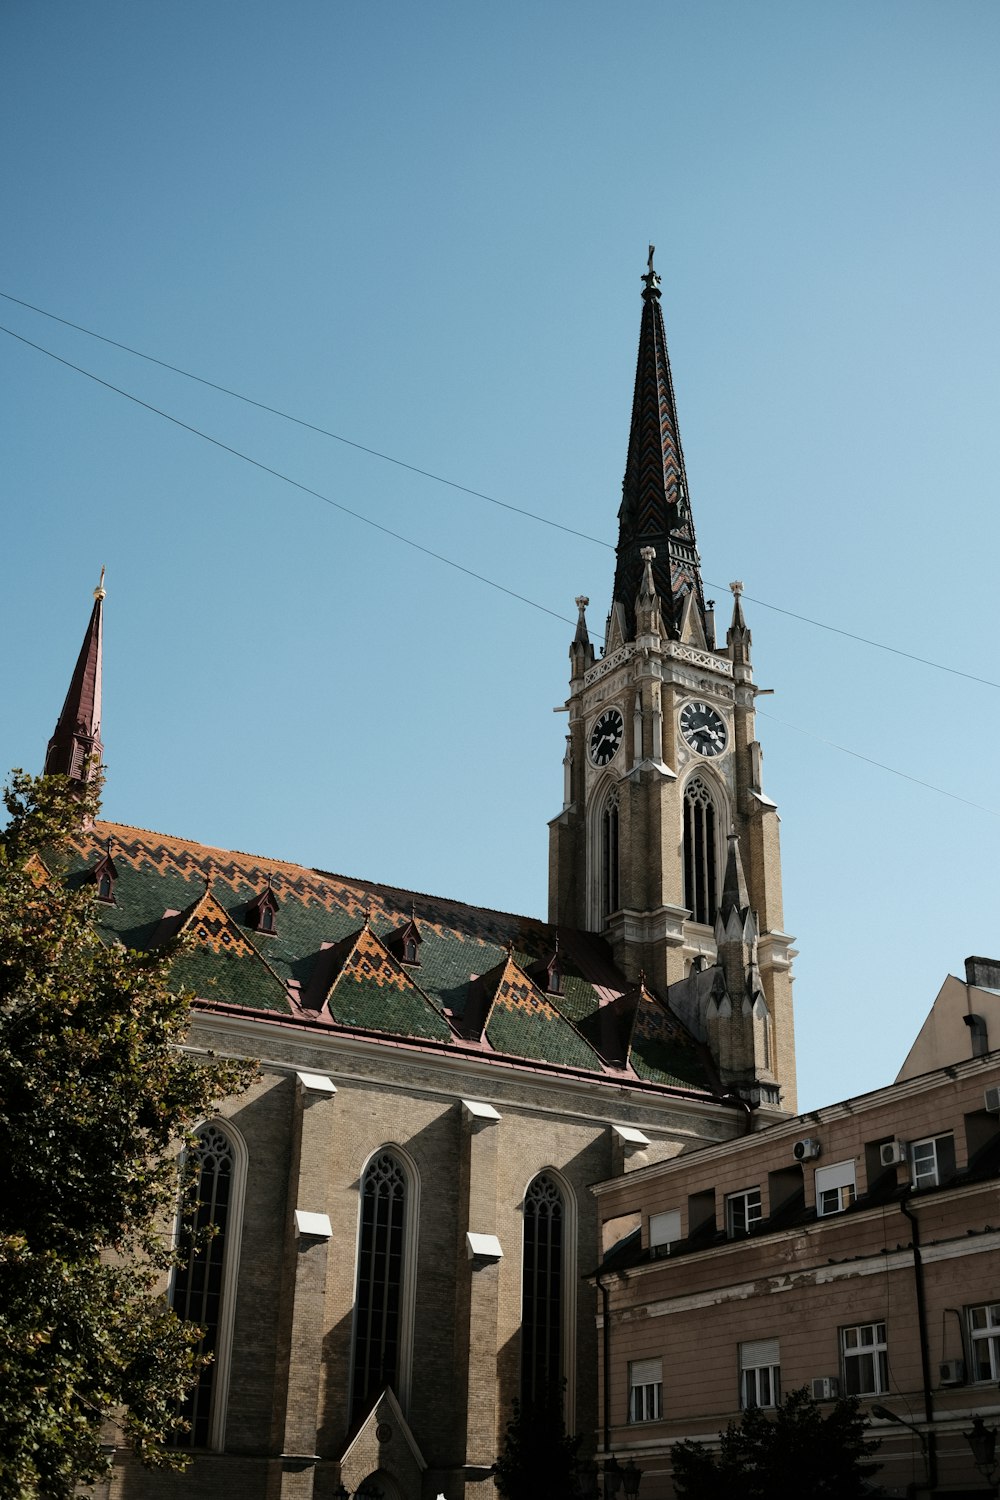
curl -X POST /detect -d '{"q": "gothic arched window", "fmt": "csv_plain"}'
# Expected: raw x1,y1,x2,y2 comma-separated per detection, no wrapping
170,1122,241,1449
601,786,620,920
352,1151,408,1423
683,777,718,925
522,1173,564,1402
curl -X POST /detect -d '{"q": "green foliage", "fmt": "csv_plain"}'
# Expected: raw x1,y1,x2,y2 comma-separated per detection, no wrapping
0,770,256,1498
671,1386,884,1499
493,1383,582,1500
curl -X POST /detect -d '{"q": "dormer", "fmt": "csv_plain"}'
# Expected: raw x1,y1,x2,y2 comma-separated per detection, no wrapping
528,941,564,996
91,842,119,904
246,877,280,935
385,916,423,966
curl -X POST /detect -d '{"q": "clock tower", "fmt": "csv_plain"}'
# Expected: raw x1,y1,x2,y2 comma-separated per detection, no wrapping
549,253,797,1108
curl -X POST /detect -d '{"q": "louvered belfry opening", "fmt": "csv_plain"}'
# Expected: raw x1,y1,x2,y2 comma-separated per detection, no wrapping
171,1123,234,1448
601,787,620,919
352,1152,406,1423
521,1173,564,1402
683,777,717,925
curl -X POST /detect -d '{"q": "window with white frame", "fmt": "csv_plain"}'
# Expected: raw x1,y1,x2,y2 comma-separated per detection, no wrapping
726,1187,762,1238
842,1321,888,1396
740,1338,780,1409
628,1357,663,1422
910,1133,955,1190
815,1159,857,1217
969,1303,1000,1381
649,1209,681,1258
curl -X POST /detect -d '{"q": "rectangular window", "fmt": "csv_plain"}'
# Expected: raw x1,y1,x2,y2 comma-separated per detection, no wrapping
726,1187,762,1238
740,1338,780,1409
815,1159,857,1216
842,1321,888,1396
910,1133,955,1190
969,1303,1000,1381
628,1357,663,1423
649,1209,681,1258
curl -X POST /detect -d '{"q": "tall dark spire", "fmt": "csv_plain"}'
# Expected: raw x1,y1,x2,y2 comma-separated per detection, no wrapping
44,571,105,784
610,248,705,642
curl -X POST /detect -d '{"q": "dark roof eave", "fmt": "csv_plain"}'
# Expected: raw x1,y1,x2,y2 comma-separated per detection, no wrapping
188,996,732,1104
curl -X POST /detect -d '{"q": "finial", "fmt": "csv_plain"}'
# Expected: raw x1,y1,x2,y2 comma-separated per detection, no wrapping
203,872,211,891
641,245,661,301
94,566,106,602
730,580,743,598
637,546,658,609
573,594,591,647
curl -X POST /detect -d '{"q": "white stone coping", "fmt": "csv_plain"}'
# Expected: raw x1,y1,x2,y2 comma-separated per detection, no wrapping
294,1209,333,1238
466,1231,503,1262
296,1070,337,1095
613,1125,651,1147
461,1098,501,1125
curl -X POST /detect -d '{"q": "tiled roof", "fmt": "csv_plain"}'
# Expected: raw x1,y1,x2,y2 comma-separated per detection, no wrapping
62,821,719,1096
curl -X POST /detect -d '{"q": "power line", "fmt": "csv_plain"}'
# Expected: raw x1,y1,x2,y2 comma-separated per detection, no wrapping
0,323,580,635
715,589,1000,693
3,318,993,821
4,286,997,694
757,709,1000,819
0,289,610,552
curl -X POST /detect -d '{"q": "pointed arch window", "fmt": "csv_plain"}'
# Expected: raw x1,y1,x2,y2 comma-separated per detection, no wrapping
683,777,718,925
352,1151,409,1423
170,1121,245,1450
522,1173,564,1402
601,786,620,920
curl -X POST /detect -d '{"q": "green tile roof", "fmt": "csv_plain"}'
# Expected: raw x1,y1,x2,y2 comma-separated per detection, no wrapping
62,821,716,1095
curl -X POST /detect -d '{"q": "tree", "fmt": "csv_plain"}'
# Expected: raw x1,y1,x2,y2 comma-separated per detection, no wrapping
671,1386,884,1499
493,1383,582,1500
0,770,255,1499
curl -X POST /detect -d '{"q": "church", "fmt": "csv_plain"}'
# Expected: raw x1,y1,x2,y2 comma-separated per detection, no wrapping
44,255,797,1499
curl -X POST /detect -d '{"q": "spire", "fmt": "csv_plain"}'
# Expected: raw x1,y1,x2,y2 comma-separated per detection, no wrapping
611,248,705,642
726,579,752,665
570,593,595,678
719,829,751,923
573,594,591,646
44,570,105,784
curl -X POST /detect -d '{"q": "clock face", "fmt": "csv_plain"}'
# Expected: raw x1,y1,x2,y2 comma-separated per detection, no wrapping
589,707,624,767
679,700,727,758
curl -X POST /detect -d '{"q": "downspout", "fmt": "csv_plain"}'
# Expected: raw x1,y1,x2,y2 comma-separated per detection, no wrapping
900,1194,938,1492
597,1274,612,1453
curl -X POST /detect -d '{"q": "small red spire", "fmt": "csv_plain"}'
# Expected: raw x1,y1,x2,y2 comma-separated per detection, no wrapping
44,570,106,784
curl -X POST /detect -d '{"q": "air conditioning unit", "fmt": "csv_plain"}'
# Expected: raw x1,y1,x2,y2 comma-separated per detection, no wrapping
939,1359,966,1386
811,1377,840,1400
880,1140,908,1167
793,1137,821,1162
984,1086,1000,1114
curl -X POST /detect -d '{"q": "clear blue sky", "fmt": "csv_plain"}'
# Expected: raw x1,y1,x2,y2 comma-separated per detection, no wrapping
3,1,998,1112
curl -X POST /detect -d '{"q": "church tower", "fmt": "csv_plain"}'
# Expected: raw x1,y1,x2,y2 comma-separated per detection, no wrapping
549,254,797,1108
